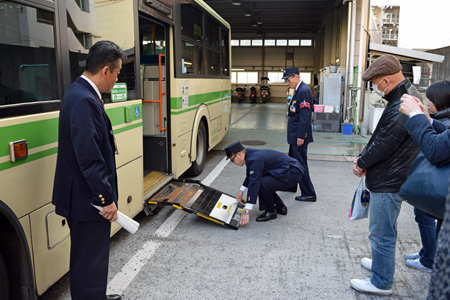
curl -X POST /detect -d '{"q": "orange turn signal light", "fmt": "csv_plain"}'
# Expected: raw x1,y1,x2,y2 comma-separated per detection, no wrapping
9,139,28,162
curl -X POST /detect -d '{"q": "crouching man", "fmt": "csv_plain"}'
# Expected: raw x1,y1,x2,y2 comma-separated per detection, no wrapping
225,141,304,226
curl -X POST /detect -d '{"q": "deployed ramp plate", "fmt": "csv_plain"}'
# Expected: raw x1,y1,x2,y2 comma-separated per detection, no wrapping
146,180,244,229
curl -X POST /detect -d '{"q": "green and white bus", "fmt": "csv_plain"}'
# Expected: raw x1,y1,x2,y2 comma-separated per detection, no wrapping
0,0,231,297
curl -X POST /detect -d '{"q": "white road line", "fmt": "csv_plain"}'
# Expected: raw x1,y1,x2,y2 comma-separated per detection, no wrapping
201,156,230,186
107,157,230,295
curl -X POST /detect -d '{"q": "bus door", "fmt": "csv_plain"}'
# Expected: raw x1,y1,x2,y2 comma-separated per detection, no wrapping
139,15,172,200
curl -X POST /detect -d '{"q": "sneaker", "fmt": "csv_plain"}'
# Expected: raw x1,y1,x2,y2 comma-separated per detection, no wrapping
405,258,432,273
361,257,372,271
350,278,392,296
405,253,420,260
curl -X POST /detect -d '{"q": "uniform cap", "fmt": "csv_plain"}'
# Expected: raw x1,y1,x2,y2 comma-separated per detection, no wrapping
282,67,300,79
224,141,245,159
362,54,402,82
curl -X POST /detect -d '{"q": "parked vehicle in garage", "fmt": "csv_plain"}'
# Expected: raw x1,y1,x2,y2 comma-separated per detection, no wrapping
236,86,246,102
260,77,271,103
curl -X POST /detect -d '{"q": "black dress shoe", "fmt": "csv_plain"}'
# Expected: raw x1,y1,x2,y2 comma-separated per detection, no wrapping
107,295,122,300
295,195,317,202
276,206,288,215
256,210,277,222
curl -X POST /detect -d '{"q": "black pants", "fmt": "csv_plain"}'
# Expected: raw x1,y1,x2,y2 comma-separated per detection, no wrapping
68,218,111,300
289,144,316,197
258,167,303,211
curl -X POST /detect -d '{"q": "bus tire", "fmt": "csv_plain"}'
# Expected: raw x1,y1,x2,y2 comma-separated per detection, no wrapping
0,252,9,300
188,122,207,176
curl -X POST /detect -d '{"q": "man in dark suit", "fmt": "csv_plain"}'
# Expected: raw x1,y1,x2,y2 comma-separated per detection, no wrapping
52,41,123,300
283,67,316,202
225,141,304,225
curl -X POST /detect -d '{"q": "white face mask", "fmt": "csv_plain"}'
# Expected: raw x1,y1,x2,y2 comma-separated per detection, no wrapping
372,78,388,97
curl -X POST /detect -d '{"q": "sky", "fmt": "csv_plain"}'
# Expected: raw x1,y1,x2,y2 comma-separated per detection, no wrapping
371,0,450,50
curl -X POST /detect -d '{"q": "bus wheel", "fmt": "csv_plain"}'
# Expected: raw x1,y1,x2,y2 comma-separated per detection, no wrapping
188,122,207,176
0,253,9,299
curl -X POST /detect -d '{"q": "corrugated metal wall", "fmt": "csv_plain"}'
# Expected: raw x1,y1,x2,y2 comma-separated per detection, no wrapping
428,46,450,83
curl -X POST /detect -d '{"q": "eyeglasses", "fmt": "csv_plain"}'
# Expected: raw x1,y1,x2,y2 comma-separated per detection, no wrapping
284,76,293,83
230,153,237,162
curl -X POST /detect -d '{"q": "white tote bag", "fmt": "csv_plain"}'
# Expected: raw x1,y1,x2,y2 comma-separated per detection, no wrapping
349,176,370,221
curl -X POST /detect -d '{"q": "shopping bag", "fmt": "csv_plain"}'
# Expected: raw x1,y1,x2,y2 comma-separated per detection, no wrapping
399,152,449,219
349,176,370,221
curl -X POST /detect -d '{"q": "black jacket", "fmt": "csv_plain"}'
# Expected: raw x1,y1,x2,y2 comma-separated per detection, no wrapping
357,79,420,193
431,107,450,126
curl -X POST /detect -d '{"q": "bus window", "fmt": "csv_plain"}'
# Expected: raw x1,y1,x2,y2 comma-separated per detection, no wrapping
205,17,220,77
67,12,137,102
181,3,203,43
182,41,204,75
205,17,220,50
139,17,167,56
221,28,230,77
206,49,220,76
0,2,57,106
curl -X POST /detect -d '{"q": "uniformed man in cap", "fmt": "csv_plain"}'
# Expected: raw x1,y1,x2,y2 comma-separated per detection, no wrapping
225,141,304,226
282,67,316,202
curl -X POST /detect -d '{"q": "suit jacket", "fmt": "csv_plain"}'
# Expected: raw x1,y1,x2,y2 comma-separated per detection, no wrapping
404,114,450,166
287,81,313,145
242,149,304,204
52,77,118,221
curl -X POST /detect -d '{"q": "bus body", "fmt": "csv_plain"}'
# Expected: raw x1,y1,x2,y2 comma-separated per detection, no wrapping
0,0,231,298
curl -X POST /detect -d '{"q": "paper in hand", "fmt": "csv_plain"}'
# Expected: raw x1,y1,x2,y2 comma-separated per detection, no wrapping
92,204,140,234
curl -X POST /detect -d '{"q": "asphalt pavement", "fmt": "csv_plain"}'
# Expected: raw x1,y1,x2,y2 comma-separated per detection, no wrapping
39,103,431,299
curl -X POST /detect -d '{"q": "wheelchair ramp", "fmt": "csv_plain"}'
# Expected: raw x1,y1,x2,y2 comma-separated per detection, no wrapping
146,180,244,229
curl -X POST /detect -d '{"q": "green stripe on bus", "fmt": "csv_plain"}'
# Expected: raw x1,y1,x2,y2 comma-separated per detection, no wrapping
170,89,231,109
113,121,142,135
194,0,230,29
0,121,141,172
0,104,142,158
0,147,58,172
0,118,59,157
106,103,142,126
170,98,227,115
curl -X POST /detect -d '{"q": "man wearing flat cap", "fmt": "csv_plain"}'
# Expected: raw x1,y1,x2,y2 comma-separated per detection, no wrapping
282,67,316,202
350,54,421,296
225,141,303,225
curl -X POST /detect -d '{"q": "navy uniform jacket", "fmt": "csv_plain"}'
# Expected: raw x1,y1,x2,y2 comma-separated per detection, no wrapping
52,77,118,221
242,149,304,204
288,81,313,145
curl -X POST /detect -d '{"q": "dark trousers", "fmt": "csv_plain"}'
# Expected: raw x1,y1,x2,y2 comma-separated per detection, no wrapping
414,208,437,269
258,167,303,211
68,218,111,300
289,144,316,197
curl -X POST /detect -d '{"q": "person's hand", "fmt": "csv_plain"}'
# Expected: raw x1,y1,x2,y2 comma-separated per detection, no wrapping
418,102,432,122
400,94,422,115
99,201,118,222
297,138,305,147
400,94,432,122
240,213,250,226
353,160,366,178
236,190,243,203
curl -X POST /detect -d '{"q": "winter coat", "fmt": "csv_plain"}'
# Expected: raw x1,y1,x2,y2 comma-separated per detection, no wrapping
357,79,420,193
431,107,450,126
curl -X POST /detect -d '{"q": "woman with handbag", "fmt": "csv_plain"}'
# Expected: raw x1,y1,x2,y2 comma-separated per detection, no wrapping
400,80,450,300
403,80,450,273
